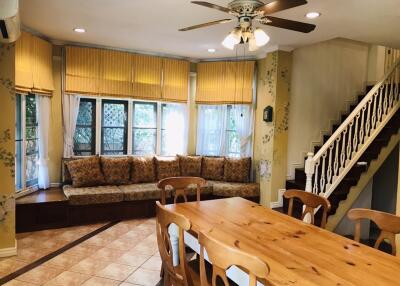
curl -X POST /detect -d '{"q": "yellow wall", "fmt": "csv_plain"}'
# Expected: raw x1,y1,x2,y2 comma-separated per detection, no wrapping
254,51,292,206
48,46,64,184
0,43,16,251
396,147,400,256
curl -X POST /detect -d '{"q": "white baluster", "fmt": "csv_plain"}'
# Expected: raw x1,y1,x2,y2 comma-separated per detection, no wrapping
359,106,366,147
304,153,314,193
327,144,334,185
334,137,340,176
365,99,372,137
340,128,347,169
320,153,327,195
377,85,384,122
347,120,354,160
313,159,320,195
352,113,360,152
371,92,378,130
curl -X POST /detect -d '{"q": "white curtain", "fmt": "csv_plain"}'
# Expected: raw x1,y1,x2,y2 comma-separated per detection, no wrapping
37,95,51,189
62,94,80,158
196,105,227,156
233,104,254,157
161,103,188,155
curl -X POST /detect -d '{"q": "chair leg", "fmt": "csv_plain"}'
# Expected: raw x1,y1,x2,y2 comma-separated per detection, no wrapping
160,263,164,278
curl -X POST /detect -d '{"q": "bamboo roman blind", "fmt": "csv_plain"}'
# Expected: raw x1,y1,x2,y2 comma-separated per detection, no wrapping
196,61,255,104
65,46,189,102
15,31,54,95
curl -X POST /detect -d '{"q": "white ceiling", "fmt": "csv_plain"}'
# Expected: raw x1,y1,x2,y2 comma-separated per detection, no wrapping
20,0,400,60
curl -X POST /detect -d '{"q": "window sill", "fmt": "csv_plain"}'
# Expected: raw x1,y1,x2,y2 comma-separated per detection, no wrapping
15,185,39,199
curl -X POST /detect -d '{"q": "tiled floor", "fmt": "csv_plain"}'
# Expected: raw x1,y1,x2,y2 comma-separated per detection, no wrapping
0,222,108,279
2,219,162,286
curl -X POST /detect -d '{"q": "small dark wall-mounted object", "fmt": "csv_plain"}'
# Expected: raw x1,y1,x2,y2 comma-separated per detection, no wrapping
263,106,273,122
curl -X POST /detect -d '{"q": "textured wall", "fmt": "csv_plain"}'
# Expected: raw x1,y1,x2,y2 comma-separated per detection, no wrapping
0,43,16,251
254,50,292,206
287,38,369,179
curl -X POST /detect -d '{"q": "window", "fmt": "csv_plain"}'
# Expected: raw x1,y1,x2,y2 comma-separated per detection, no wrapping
226,105,241,158
15,94,39,191
74,98,96,156
132,102,157,155
73,97,188,156
196,104,251,157
101,100,128,155
161,103,187,156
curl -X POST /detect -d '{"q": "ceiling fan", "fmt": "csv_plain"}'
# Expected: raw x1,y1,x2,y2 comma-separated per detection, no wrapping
179,0,316,51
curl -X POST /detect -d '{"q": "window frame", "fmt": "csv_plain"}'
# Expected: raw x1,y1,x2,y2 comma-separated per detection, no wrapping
225,104,241,158
73,98,97,156
101,99,129,155
131,101,158,156
15,93,39,192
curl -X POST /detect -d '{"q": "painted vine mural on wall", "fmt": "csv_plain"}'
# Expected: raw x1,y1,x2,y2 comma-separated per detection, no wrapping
0,44,15,178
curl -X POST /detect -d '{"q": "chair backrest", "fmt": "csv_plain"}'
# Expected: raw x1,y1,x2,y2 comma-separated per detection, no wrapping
198,231,269,286
347,208,400,255
157,176,207,204
156,201,193,286
283,189,331,228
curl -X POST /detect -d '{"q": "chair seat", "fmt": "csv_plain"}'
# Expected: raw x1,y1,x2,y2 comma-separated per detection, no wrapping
170,181,214,197
119,183,171,201
63,185,123,205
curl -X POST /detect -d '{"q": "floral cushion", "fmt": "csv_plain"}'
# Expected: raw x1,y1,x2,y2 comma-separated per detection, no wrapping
224,157,251,183
211,181,259,198
63,185,123,205
63,158,80,184
66,156,105,187
101,157,131,185
156,157,180,180
119,183,171,201
178,155,202,177
131,157,156,183
201,157,225,181
170,181,213,197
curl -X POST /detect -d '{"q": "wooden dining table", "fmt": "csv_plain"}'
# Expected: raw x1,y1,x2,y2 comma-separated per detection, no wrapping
164,197,400,286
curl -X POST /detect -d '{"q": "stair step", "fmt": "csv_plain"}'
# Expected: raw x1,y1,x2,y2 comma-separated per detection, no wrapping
294,168,306,183
285,180,305,190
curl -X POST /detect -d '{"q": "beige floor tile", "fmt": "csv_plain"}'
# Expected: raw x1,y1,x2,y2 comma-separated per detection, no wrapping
65,245,101,260
44,253,83,269
44,270,91,285
90,248,125,262
16,265,63,285
106,238,139,251
3,280,36,285
70,257,110,276
83,235,115,248
130,243,157,256
140,256,162,271
118,283,136,286
114,253,150,267
96,263,136,281
16,247,51,262
125,268,161,286
81,276,120,286
0,258,28,275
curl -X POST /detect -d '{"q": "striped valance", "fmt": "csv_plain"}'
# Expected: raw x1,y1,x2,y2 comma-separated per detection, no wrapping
196,61,255,104
65,46,189,102
15,32,54,95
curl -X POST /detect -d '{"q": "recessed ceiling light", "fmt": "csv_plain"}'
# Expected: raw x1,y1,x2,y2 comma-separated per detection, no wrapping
305,12,321,19
208,48,216,53
73,27,86,33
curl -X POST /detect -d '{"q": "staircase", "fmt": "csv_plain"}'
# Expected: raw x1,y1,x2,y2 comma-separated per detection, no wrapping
285,49,400,224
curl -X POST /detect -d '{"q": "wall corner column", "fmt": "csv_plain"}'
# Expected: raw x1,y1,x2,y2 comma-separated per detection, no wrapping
254,50,292,207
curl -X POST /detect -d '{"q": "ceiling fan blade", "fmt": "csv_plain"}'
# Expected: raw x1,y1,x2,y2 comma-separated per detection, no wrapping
256,0,308,15
263,16,316,33
179,19,233,31
191,1,231,13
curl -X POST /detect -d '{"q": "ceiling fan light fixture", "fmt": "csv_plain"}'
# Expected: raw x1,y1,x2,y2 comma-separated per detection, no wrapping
222,28,241,50
248,36,258,52
305,12,321,19
253,28,270,47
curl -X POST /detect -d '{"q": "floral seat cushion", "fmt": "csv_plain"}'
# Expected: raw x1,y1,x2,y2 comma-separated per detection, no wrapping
170,181,213,197
119,183,171,201
211,181,260,198
63,185,123,205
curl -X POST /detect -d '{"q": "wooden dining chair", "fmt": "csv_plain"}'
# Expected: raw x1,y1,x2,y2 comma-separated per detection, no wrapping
198,231,270,286
347,208,400,255
156,201,199,286
283,189,331,228
158,176,207,205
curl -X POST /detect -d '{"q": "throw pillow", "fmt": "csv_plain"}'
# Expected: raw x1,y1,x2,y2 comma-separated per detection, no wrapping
131,157,156,183
201,157,225,181
101,157,131,185
66,156,105,187
178,155,202,177
224,157,251,183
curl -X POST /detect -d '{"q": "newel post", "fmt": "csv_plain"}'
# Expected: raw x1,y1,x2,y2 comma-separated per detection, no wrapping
304,152,315,193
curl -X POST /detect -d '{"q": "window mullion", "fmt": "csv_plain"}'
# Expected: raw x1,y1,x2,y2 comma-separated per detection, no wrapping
22,95,27,190
127,100,133,155
95,98,102,155
156,102,161,155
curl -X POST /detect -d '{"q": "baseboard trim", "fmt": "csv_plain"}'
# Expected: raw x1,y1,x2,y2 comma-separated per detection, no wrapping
0,240,17,258
270,189,285,208
50,183,61,188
